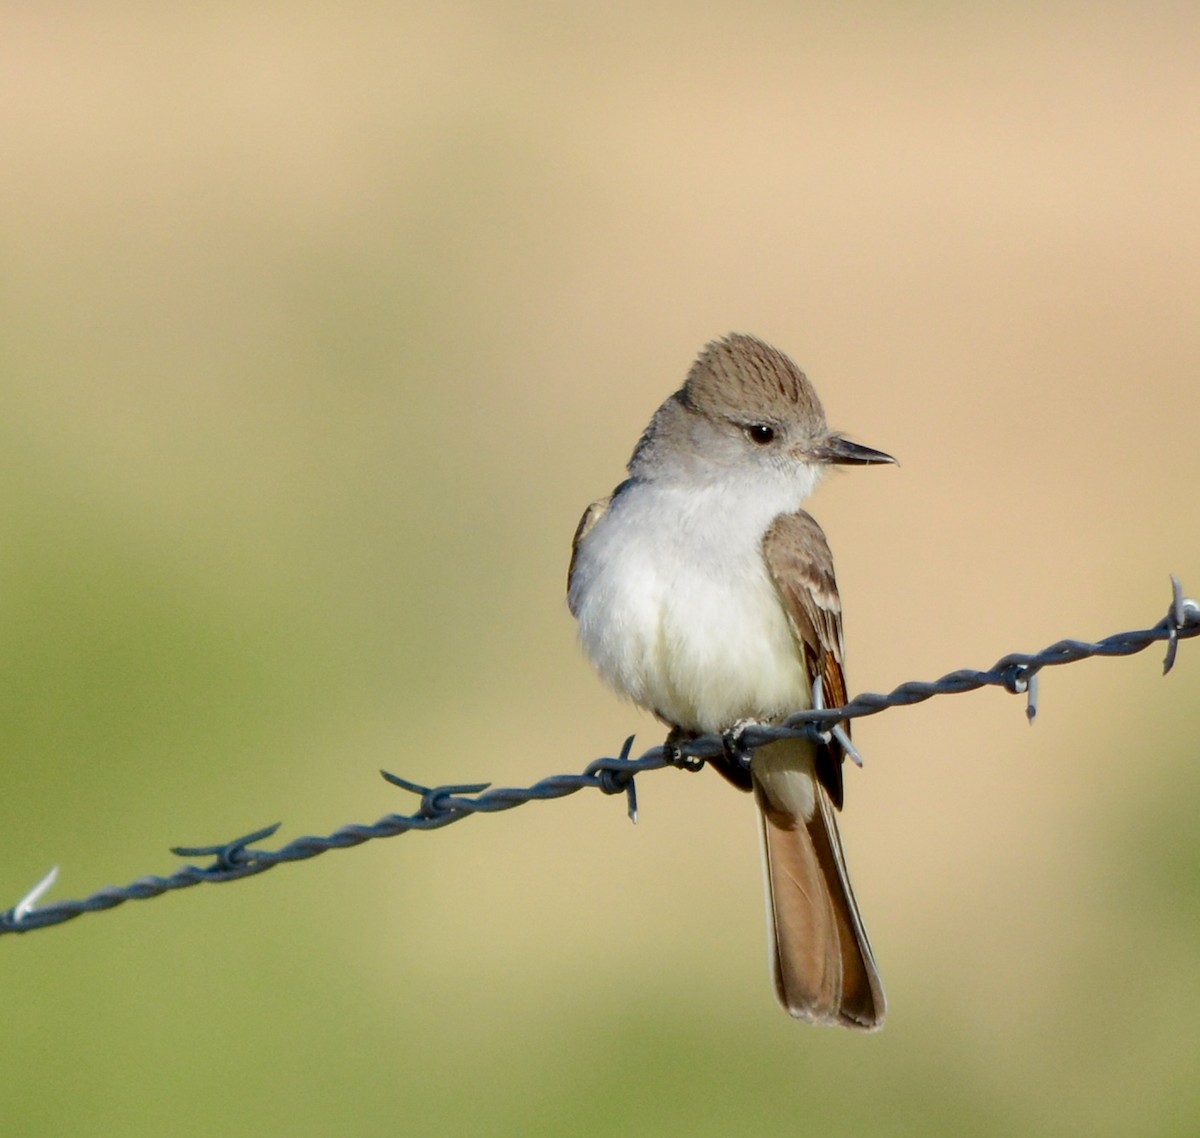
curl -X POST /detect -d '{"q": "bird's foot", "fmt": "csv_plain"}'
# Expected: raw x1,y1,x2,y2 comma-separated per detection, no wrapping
664,726,705,773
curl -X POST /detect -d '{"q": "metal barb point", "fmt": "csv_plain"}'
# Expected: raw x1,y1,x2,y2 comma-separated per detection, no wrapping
812,673,864,764
1025,671,1039,724
1171,575,1185,626
1162,575,1194,675
13,866,59,922
619,735,639,823
831,724,865,768
171,823,282,869
589,738,642,819
381,770,491,815
379,769,431,796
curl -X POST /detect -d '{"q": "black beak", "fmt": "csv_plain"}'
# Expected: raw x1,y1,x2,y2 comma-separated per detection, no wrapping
812,435,897,466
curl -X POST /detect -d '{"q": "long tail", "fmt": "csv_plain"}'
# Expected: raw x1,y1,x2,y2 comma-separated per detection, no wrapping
752,738,885,1030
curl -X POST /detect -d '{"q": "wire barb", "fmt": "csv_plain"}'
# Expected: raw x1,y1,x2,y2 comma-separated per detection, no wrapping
380,771,493,817
171,824,283,871
2,575,1197,938
590,735,641,822
12,866,59,923
1161,574,1200,675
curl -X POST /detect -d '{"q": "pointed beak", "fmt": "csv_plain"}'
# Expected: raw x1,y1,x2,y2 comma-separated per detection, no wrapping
811,435,897,466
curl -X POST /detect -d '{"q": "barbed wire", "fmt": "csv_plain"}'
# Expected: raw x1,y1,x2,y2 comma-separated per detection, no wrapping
3,576,1197,938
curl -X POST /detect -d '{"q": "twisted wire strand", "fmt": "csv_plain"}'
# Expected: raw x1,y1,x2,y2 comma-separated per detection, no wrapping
3,577,1196,937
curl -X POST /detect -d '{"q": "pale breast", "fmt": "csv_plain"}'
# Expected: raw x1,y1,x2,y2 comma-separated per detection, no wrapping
570,478,810,733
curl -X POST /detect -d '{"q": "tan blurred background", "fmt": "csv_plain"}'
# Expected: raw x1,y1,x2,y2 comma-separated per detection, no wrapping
3,4,1199,1135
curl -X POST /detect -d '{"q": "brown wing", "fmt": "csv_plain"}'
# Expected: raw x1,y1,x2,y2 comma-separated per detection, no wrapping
761,509,850,808
567,494,611,613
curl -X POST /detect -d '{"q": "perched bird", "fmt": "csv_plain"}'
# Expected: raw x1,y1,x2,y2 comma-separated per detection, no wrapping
568,333,894,1028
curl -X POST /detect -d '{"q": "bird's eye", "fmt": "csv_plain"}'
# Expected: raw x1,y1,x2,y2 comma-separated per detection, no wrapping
746,424,775,445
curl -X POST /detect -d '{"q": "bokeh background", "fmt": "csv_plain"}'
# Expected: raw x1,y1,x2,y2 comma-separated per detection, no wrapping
3,5,1199,1135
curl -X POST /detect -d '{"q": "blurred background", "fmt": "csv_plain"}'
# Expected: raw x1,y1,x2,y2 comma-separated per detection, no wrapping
3,4,1199,1135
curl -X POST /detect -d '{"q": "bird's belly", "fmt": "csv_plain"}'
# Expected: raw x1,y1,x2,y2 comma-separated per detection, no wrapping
575,530,810,734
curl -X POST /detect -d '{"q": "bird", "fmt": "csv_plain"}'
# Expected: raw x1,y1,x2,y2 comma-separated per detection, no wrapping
567,333,894,1028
